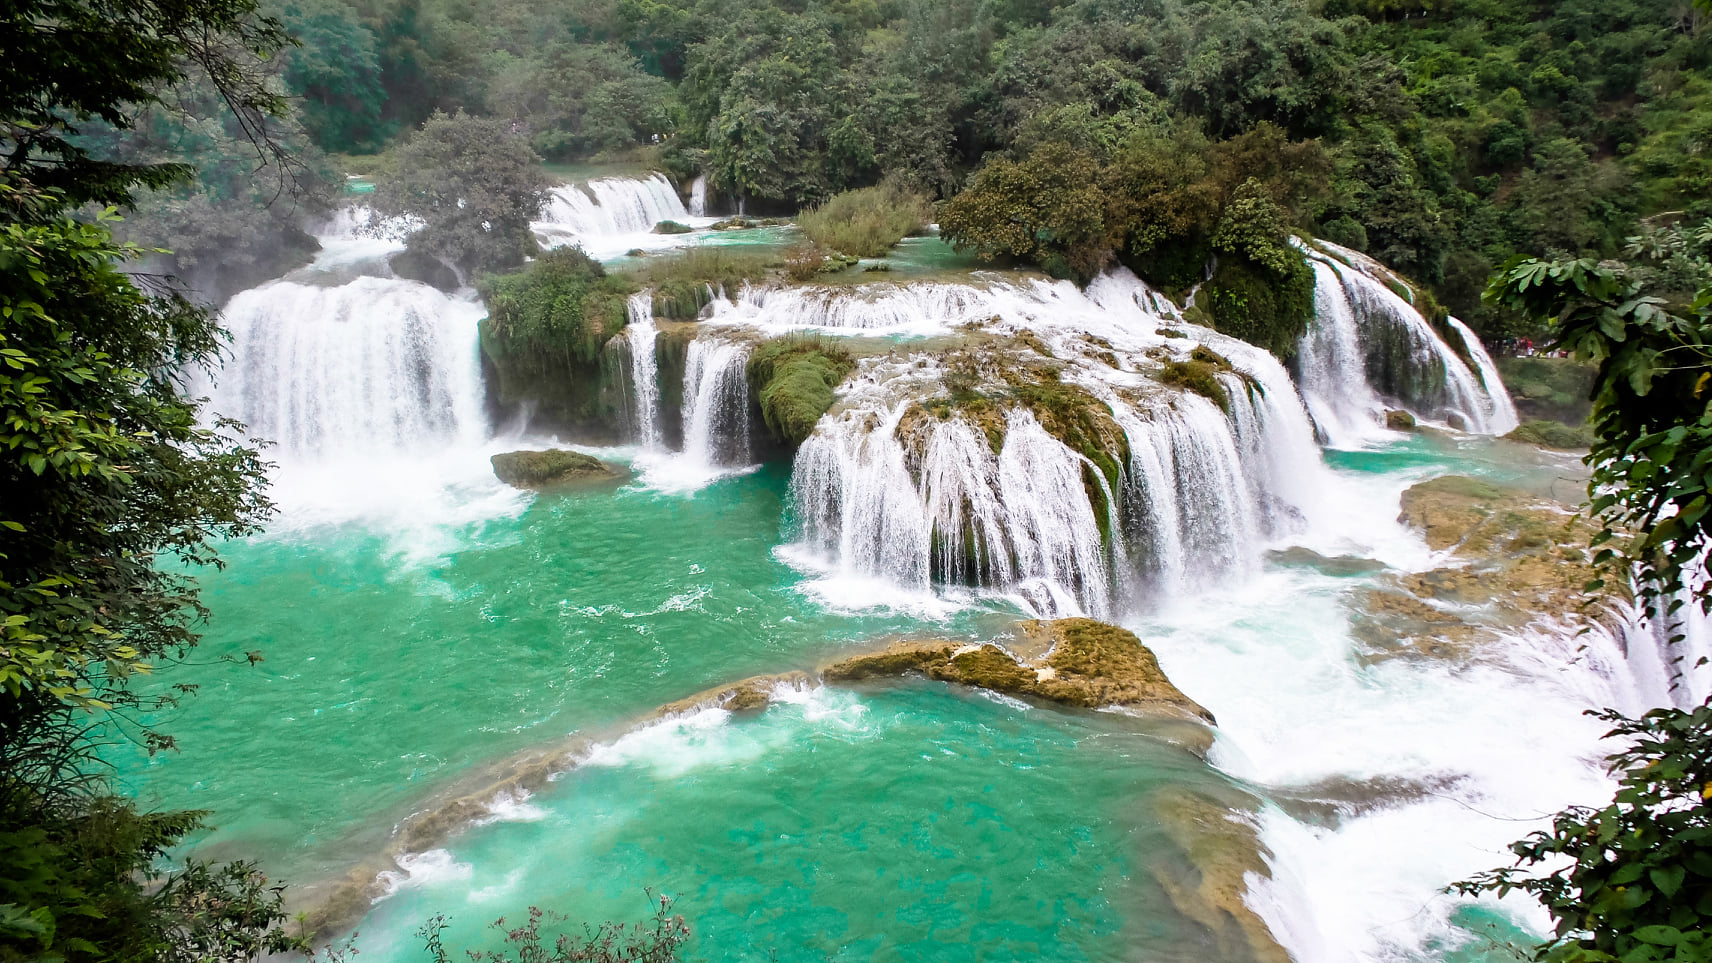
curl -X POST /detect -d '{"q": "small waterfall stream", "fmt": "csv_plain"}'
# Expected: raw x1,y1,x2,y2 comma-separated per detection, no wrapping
624,293,662,449
1298,245,1516,443
680,339,753,467
688,174,709,217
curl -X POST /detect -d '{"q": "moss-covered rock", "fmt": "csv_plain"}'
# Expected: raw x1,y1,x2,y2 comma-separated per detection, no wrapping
1497,355,1596,425
490,449,620,488
390,248,461,291
822,618,1215,722
746,338,857,445
1505,419,1594,450
1353,475,1624,664
652,220,693,234
1385,409,1417,430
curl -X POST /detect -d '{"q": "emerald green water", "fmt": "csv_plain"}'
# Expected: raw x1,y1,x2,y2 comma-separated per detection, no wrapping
111,432,1615,962
355,681,1239,963
114,466,1000,881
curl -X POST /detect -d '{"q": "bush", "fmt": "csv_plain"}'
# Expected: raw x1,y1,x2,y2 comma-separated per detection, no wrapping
746,337,856,444
479,247,634,369
1203,253,1316,360
797,183,933,257
625,248,776,319
1160,359,1231,410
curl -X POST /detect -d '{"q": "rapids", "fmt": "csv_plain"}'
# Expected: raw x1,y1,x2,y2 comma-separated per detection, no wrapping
123,206,1707,963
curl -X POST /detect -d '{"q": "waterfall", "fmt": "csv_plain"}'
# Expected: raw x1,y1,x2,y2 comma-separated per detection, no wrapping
1448,317,1520,434
1298,245,1516,441
703,281,1005,335
534,174,689,238
680,339,752,466
688,175,708,217
204,277,488,458
624,293,662,448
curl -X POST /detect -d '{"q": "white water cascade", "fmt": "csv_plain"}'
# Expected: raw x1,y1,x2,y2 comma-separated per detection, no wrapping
1297,245,1516,444
688,174,709,217
680,339,753,467
623,292,662,449
1449,316,1521,431
773,272,1334,617
205,277,488,458
534,174,689,243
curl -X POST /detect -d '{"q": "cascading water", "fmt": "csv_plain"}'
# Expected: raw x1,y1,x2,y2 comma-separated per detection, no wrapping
1448,316,1520,433
1298,245,1516,443
680,339,753,467
773,271,1332,617
205,277,488,458
703,281,1009,336
688,174,709,217
624,292,662,449
534,174,689,238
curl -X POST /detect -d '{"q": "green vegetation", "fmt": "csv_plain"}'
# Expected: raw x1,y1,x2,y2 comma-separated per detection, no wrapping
1,0,313,951
480,248,633,370
1203,256,1318,361
1454,701,1712,963
1466,197,1712,962
796,183,933,257
746,338,856,444
1159,346,1238,411
651,220,693,234
375,110,550,276
1499,356,1599,425
1484,222,1712,610
624,248,775,319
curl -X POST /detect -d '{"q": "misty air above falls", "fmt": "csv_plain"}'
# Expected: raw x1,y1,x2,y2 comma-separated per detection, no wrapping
140,177,1710,963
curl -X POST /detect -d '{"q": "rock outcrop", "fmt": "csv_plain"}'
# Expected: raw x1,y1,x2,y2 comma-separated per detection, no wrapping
490,448,622,488
1353,475,1619,662
823,618,1214,723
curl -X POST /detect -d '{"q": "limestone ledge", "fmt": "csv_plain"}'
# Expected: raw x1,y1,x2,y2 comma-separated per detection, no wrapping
1354,474,1623,663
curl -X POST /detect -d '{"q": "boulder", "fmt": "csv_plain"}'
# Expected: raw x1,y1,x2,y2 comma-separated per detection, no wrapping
822,618,1214,724
1384,409,1416,430
490,449,620,488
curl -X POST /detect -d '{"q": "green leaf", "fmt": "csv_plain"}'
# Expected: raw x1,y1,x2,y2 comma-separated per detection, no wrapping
1634,925,1683,946
1650,866,1686,898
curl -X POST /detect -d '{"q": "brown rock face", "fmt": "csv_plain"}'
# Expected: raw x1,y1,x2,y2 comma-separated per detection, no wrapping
822,618,1215,723
1354,475,1622,663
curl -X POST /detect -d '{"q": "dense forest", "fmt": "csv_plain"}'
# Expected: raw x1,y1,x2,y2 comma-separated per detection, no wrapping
122,0,1712,339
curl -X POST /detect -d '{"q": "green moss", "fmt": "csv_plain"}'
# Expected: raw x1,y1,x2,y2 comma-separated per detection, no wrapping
489,449,615,487
746,337,857,445
1497,356,1596,425
651,220,693,234
1505,420,1594,450
1160,360,1230,410
1205,252,1315,360
623,248,776,320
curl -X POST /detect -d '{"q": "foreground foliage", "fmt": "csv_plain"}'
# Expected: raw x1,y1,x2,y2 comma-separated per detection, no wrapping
419,897,691,963
1454,701,1712,962
1485,220,1712,611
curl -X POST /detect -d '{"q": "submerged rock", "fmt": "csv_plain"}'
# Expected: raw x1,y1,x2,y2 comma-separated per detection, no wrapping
651,672,813,716
1152,786,1292,963
1266,546,1386,577
490,448,621,488
822,618,1215,723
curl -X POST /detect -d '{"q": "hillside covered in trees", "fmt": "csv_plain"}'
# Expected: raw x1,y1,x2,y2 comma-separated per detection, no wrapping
135,0,1712,339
